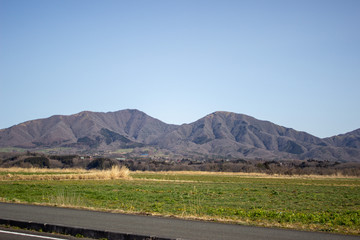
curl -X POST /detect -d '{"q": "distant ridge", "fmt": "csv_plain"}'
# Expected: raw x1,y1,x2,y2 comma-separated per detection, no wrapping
0,109,359,162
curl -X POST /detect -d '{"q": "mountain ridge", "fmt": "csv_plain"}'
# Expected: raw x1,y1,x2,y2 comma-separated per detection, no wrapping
0,109,359,162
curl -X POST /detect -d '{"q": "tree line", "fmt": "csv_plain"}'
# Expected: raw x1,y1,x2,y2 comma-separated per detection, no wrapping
1,152,359,176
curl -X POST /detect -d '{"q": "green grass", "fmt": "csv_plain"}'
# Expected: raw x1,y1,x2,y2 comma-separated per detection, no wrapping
111,148,134,154
0,171,359,235
0,147,74,153
37,147,75,154
0,147,27,153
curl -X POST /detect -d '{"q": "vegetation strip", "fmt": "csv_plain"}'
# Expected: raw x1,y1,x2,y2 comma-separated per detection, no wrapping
0,168,359,235
0,166,131,181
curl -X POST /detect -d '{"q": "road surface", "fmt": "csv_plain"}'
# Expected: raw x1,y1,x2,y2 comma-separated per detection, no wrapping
0,202,359,240
0,226,95,240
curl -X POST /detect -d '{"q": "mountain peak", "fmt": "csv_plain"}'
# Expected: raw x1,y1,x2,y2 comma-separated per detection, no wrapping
208,111,240,117
204,111,250,121
0,110,359,161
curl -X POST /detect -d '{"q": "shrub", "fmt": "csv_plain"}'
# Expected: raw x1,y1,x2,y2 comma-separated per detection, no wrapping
24,157,50,168
87,158,116,170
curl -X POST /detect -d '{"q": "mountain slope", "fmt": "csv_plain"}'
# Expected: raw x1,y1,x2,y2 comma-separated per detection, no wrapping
0,109,176,149
0,110,359,161
324,129,360,149
155,111,331,159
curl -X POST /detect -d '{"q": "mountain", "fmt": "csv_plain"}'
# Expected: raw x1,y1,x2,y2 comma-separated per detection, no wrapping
324,129,360,149
154,112,359,161
0,110,359,162
0,109,176,150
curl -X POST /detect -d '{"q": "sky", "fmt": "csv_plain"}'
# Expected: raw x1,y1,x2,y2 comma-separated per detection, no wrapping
1,0,359,138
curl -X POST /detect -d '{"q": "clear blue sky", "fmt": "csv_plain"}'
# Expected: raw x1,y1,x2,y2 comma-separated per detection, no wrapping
1,0,359,138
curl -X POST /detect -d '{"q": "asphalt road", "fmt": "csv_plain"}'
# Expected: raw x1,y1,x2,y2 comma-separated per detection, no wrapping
0,229,66,240
0,226,95,240
0,202,359,240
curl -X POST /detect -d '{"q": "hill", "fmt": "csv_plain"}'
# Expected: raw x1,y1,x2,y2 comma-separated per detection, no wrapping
0,109,359,161
154,112,360,161
0,109,175,150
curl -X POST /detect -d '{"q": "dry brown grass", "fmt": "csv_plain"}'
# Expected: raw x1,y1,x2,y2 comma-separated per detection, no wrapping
0,167,87,173
132,171,360,179
0,166,131,181
134,170,359,179
1,167,356,181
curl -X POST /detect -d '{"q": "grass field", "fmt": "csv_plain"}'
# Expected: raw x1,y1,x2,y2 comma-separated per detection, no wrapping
0,147,27,153
0,168,359,235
